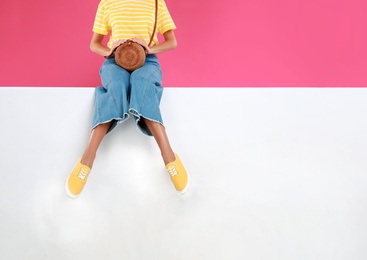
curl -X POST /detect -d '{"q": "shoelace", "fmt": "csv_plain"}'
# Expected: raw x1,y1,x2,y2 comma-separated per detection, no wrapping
77,167,89,180
167,165,178,177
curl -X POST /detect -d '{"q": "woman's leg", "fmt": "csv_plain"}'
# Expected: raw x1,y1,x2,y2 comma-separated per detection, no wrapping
143,119,175,165
144,118,190,194
81,121,112,168
129,56,190,194
66,58,130,199
65,121,112,199
84,58,130,168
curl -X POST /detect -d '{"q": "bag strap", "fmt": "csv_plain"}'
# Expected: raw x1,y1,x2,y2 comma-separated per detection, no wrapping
148,0,158,47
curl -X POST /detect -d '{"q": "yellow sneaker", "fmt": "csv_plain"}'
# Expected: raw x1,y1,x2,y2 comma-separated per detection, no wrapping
65,159,91,199
166,154,190,195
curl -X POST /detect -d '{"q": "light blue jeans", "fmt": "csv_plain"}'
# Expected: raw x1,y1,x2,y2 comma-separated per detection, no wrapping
92,55,164,136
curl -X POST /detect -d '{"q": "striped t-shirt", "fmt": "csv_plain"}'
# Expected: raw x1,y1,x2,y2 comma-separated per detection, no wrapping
92,0,176,48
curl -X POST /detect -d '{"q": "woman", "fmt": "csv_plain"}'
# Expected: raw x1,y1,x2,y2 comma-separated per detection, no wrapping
65,0,190,198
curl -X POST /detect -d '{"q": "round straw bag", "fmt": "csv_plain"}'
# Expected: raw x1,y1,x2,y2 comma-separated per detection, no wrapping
115,41,146,72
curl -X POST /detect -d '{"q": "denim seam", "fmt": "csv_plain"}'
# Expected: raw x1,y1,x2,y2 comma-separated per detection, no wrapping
102,64,126,121
138,68,161,111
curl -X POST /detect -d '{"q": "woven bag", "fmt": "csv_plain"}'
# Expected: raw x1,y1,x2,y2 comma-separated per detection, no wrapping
115,41,146,72
114,0,158,72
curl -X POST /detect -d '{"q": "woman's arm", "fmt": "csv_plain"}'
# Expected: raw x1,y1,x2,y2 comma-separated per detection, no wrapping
148,30,177,54
90,33,127,57
90,29,177,57
90,33,109,57
130,30,177,55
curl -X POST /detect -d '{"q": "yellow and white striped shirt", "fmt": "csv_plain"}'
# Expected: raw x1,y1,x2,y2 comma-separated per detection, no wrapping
92,0,176,48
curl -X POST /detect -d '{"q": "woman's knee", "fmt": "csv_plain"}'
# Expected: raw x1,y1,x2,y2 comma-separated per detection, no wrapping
131,64,161,83
100,62,130,90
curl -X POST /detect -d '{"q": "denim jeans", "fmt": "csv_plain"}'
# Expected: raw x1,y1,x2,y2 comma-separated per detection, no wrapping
92,54,164,136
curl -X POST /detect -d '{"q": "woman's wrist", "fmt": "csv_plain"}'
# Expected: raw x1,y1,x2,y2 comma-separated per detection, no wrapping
149,41,177,55
90,43,110,57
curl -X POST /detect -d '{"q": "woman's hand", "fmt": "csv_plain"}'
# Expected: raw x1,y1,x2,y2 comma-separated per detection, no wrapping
130,38,150,54
105,39,128,58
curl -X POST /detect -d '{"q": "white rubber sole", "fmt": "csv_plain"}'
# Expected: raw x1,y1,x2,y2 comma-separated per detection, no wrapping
178,174,191,195
65,177,79,199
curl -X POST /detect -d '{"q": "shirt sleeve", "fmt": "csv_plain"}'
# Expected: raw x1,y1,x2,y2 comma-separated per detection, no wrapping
157,0,177,35
92,0,110,35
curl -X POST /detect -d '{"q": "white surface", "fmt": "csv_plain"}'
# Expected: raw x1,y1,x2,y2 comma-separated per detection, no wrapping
0,87,366,260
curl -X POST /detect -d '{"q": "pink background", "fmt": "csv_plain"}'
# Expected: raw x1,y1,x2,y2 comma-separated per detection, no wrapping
0,0,366,87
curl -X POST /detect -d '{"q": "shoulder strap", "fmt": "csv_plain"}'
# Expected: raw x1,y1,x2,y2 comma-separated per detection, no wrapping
148,0,158,47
